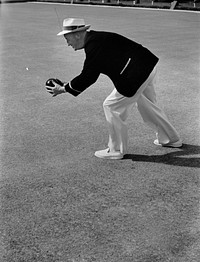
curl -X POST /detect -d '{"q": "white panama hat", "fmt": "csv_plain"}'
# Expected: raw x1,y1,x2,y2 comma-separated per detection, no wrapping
57,18,90,36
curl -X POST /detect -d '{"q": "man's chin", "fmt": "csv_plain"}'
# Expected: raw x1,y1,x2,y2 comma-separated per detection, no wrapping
73,47,81,51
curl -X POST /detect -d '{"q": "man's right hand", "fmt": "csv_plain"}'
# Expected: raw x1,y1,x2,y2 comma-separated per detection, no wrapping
45,78,66,97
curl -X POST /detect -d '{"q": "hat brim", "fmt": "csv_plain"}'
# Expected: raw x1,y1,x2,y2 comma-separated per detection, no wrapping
57,25,90,36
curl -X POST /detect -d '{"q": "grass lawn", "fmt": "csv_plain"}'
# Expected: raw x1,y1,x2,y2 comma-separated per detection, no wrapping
0,3,200,262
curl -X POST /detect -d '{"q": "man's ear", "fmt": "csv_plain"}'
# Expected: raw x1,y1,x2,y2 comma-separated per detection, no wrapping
76,31,86,39
74,32,81,39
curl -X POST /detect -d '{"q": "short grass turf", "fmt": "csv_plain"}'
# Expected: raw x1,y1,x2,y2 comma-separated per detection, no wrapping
0,3,200,262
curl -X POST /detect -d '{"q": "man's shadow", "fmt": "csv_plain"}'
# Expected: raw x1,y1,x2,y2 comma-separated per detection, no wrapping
123,144,200,168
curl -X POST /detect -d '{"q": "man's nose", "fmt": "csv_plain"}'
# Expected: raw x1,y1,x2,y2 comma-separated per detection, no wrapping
65,39,70,46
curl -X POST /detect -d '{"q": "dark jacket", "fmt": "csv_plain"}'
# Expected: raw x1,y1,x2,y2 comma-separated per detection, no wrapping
65,30,159,97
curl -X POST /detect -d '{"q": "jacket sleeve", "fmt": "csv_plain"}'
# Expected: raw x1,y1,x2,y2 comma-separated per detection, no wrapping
67,37,102,96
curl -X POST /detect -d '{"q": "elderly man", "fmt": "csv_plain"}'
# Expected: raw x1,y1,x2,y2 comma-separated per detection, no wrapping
46,18,182,160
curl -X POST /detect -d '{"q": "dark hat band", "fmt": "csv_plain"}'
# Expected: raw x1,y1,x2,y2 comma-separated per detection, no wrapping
63,25,85,31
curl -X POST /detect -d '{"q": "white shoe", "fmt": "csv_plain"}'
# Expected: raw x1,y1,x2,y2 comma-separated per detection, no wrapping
94,148,124,160
154,139,182,148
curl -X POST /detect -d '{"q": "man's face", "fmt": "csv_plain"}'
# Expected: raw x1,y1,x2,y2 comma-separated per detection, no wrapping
64,32,84,51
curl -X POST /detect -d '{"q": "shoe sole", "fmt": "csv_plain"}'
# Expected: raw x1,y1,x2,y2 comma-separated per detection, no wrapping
162,143,182,148
94,153,124,160
154,140,182,148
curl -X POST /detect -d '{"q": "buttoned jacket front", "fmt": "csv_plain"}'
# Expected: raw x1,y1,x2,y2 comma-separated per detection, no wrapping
70,31,159,97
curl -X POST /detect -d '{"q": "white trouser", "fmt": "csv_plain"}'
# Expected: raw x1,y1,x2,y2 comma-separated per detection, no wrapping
103,66,180,154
